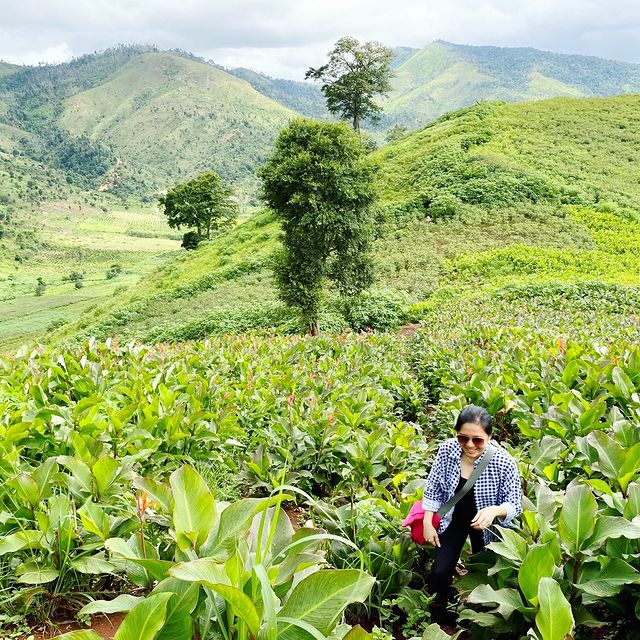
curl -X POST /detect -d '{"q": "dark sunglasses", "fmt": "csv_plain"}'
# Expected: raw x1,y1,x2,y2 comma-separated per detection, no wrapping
457,434,487,446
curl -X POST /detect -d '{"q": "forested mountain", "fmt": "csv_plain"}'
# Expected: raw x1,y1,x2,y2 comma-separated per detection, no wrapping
0,45,296,203
383,41,640,128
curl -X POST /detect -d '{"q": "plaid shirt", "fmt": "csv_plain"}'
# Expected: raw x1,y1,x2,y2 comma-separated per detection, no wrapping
422,438,522,544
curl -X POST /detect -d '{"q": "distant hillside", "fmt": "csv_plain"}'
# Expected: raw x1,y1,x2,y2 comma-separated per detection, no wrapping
227,67,328,119
0,46,297,203
0,62,19,79
50,93,640,345
383,41,640,129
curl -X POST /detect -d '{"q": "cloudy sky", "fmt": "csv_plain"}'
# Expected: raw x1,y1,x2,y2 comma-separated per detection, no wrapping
1,0,640,79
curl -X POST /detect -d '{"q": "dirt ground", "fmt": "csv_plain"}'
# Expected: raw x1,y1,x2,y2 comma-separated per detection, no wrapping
19,613,125,640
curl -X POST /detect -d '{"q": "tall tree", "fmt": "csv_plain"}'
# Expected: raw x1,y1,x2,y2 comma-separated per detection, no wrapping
305,36,394,132
259,118,377,334
159,171,238,248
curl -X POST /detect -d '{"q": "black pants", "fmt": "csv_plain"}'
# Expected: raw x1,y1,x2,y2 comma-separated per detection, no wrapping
427,525,485,603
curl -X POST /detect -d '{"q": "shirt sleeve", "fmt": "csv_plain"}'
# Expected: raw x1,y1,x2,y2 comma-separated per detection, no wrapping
422,444,447,512
497,455,523,526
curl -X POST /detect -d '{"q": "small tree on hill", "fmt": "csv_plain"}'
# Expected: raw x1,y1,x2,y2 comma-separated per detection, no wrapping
305,36,394,132
259,118,377,334
159,171,238,248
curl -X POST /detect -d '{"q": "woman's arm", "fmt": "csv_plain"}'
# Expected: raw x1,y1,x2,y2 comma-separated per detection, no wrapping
471,455,522,530
421,444,448,513
422,511,441,547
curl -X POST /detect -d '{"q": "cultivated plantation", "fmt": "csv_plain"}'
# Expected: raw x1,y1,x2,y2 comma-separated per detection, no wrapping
1,44,640,640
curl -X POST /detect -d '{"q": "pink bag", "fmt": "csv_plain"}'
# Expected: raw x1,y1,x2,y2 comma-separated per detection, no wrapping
401,501,428,545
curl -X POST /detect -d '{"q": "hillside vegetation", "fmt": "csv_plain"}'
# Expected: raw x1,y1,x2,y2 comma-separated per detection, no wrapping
383,41,640,128
48,93,640,346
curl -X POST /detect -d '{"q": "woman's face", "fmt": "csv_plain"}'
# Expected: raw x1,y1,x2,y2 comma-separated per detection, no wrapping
456,421,490,459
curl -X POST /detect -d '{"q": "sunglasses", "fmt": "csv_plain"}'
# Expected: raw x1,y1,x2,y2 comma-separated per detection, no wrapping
456,434,487,447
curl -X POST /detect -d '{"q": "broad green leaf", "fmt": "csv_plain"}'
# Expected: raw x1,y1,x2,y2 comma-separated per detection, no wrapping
208,583,261,637
79,594,144,616
168,558,229,585
114,592,173,640
105,537,149,587
612,366,634,398
0,530,42,555
32,457,58,500
92,456,121,497
134,476,172,513
153,577,200,640
518,544,556,606
79,500,111,541
15,560,59,585
488,527,527,563
618,443,640,492
529,437,564,472
57,455,94,496
170,466,216,552
152,577,200,611
558,484,596,554
467,584,530,619
624,482,640,519
206,497,270,559
587,431,626,483
535,577,574,640
120,557,174,582
576,558,640,597
343,625,374,640
278,569,374,637
71,554,115,574
585,515,640,549
11,472,40,506
154,584,199,640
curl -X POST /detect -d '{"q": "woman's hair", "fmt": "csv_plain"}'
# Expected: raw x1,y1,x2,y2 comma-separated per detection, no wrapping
454,405,493,435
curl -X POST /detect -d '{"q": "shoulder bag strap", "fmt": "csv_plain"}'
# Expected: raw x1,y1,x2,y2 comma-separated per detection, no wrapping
436,445,496,518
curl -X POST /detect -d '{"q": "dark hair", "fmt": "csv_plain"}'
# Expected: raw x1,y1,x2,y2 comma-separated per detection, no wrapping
455,405,493,435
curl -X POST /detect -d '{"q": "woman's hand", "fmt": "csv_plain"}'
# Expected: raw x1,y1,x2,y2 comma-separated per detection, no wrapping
423,513,441,547
471,505,506,530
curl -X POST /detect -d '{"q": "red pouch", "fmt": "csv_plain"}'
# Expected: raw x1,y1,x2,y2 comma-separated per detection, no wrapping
402,501,438,545
432,513,441,528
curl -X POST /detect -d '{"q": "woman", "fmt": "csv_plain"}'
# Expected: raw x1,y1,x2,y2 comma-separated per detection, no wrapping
422,405,522,611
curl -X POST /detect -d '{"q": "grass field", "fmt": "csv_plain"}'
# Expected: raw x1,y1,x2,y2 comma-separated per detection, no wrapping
0,197,180,350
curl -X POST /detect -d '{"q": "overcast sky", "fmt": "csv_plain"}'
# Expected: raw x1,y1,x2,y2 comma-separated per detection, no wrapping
1,0,640,79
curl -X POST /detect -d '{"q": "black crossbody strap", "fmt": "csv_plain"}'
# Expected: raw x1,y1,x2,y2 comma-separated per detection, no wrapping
436,446,496,518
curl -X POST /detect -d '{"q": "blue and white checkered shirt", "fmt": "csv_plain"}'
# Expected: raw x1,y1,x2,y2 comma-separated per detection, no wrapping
422,438,522,544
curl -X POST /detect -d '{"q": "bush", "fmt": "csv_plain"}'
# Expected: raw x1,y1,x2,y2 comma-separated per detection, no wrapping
106,263,123,279
181,230,202,250
338,290,406,331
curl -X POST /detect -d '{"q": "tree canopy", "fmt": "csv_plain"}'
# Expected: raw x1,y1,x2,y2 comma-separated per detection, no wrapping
305,36,394,132
159,171,238,248
259,118,377,334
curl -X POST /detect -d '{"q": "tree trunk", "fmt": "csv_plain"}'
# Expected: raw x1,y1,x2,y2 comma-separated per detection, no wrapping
309,320,320,336
353,112,360,132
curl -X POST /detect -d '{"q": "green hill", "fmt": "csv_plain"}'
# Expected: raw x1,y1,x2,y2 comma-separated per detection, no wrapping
227,67,328,119
0,62,19,78
59,51,297,201
48,93,640,346
0,46,297,203
383,41,640,129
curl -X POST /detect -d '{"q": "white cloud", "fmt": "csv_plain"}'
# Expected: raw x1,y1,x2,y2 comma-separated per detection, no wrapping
0,0,639,78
